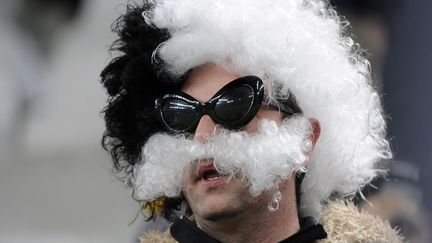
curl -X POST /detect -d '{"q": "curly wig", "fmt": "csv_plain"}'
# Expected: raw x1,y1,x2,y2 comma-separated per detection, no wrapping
101,0,391,220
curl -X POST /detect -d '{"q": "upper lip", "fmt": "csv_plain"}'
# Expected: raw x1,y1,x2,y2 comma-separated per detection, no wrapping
197,160,216,179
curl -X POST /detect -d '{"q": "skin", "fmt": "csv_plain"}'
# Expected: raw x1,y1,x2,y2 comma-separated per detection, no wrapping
181,63,321,243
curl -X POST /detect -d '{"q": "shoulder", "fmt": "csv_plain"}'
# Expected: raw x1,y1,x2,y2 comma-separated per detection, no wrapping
318,201,404,243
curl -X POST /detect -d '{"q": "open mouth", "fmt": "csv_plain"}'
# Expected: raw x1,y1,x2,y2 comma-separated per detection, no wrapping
198,163,224,183
202,169,223,181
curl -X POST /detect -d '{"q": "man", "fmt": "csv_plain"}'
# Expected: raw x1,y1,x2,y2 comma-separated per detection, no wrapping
100,0,402,242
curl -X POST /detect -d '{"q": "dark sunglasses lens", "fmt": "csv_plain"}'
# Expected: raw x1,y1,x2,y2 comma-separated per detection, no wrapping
161,98,199,131
214,86,254,123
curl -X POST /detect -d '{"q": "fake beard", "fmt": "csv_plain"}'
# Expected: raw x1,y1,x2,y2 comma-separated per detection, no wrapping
132,116,312,201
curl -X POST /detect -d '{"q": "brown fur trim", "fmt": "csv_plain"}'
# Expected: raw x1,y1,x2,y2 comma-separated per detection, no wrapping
318,201,404,243
139,230,176,243
139,201,403,243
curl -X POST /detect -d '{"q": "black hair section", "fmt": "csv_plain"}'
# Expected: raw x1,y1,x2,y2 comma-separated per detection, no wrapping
100,2,186,221
286,92,303,115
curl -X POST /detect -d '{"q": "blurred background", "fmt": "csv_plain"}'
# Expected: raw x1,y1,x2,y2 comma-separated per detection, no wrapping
330,1,432,242
0,0,143,242
0,0,431,242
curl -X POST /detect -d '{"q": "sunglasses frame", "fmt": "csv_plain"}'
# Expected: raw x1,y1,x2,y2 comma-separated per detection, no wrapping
155,76,265,133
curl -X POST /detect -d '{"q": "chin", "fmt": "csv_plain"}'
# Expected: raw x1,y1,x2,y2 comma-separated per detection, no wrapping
194,194,249,221
199,204,245,222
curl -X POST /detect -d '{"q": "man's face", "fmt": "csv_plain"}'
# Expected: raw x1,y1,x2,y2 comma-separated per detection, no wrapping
181,64,285,221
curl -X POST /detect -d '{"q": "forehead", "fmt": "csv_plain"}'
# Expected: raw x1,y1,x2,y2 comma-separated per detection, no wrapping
181,64,240,102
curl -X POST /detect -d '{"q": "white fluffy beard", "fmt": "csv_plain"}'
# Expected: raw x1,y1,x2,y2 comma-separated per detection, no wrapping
132,116,312,201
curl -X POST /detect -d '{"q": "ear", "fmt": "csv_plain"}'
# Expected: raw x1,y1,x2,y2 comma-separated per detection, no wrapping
304,118,321,166
309,118,321,148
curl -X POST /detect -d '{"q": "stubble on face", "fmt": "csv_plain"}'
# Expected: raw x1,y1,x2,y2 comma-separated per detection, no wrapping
182,162,259,222
177,63,294,226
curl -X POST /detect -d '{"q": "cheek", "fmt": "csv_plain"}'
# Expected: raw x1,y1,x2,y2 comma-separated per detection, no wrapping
243,118,259,133
260,110,284,123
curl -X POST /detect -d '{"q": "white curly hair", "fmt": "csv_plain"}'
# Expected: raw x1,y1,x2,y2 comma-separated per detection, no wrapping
134,0,392,218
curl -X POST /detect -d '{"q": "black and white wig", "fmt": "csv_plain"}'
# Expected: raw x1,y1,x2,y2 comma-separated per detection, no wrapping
101,0,391,220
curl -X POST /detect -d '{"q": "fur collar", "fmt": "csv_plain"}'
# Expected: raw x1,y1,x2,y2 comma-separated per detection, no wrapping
139,201,403,243
317,201,403,243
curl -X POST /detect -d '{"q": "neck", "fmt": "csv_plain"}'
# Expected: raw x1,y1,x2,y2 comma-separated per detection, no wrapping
195,179,299,243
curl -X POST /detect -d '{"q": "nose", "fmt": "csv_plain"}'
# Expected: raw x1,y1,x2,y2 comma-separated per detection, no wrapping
193,115,218,143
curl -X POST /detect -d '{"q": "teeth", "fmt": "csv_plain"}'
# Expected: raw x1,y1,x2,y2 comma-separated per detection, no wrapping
202,170,222,181
206,176,222,181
